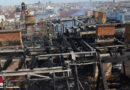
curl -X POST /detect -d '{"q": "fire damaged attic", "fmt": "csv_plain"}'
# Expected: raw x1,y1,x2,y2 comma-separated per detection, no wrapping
0,1,130,90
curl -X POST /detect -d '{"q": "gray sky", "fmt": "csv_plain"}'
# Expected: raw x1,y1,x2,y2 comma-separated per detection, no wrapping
0,0,113,6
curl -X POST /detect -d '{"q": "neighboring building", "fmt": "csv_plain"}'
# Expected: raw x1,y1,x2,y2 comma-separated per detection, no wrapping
0,15,5,23
107,9,130,23
15,12,21,22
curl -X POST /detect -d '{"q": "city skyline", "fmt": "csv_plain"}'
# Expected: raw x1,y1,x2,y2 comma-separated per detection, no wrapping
0,0,117,6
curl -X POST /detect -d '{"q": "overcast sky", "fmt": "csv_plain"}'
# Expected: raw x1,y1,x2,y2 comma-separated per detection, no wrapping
0,0,115,6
